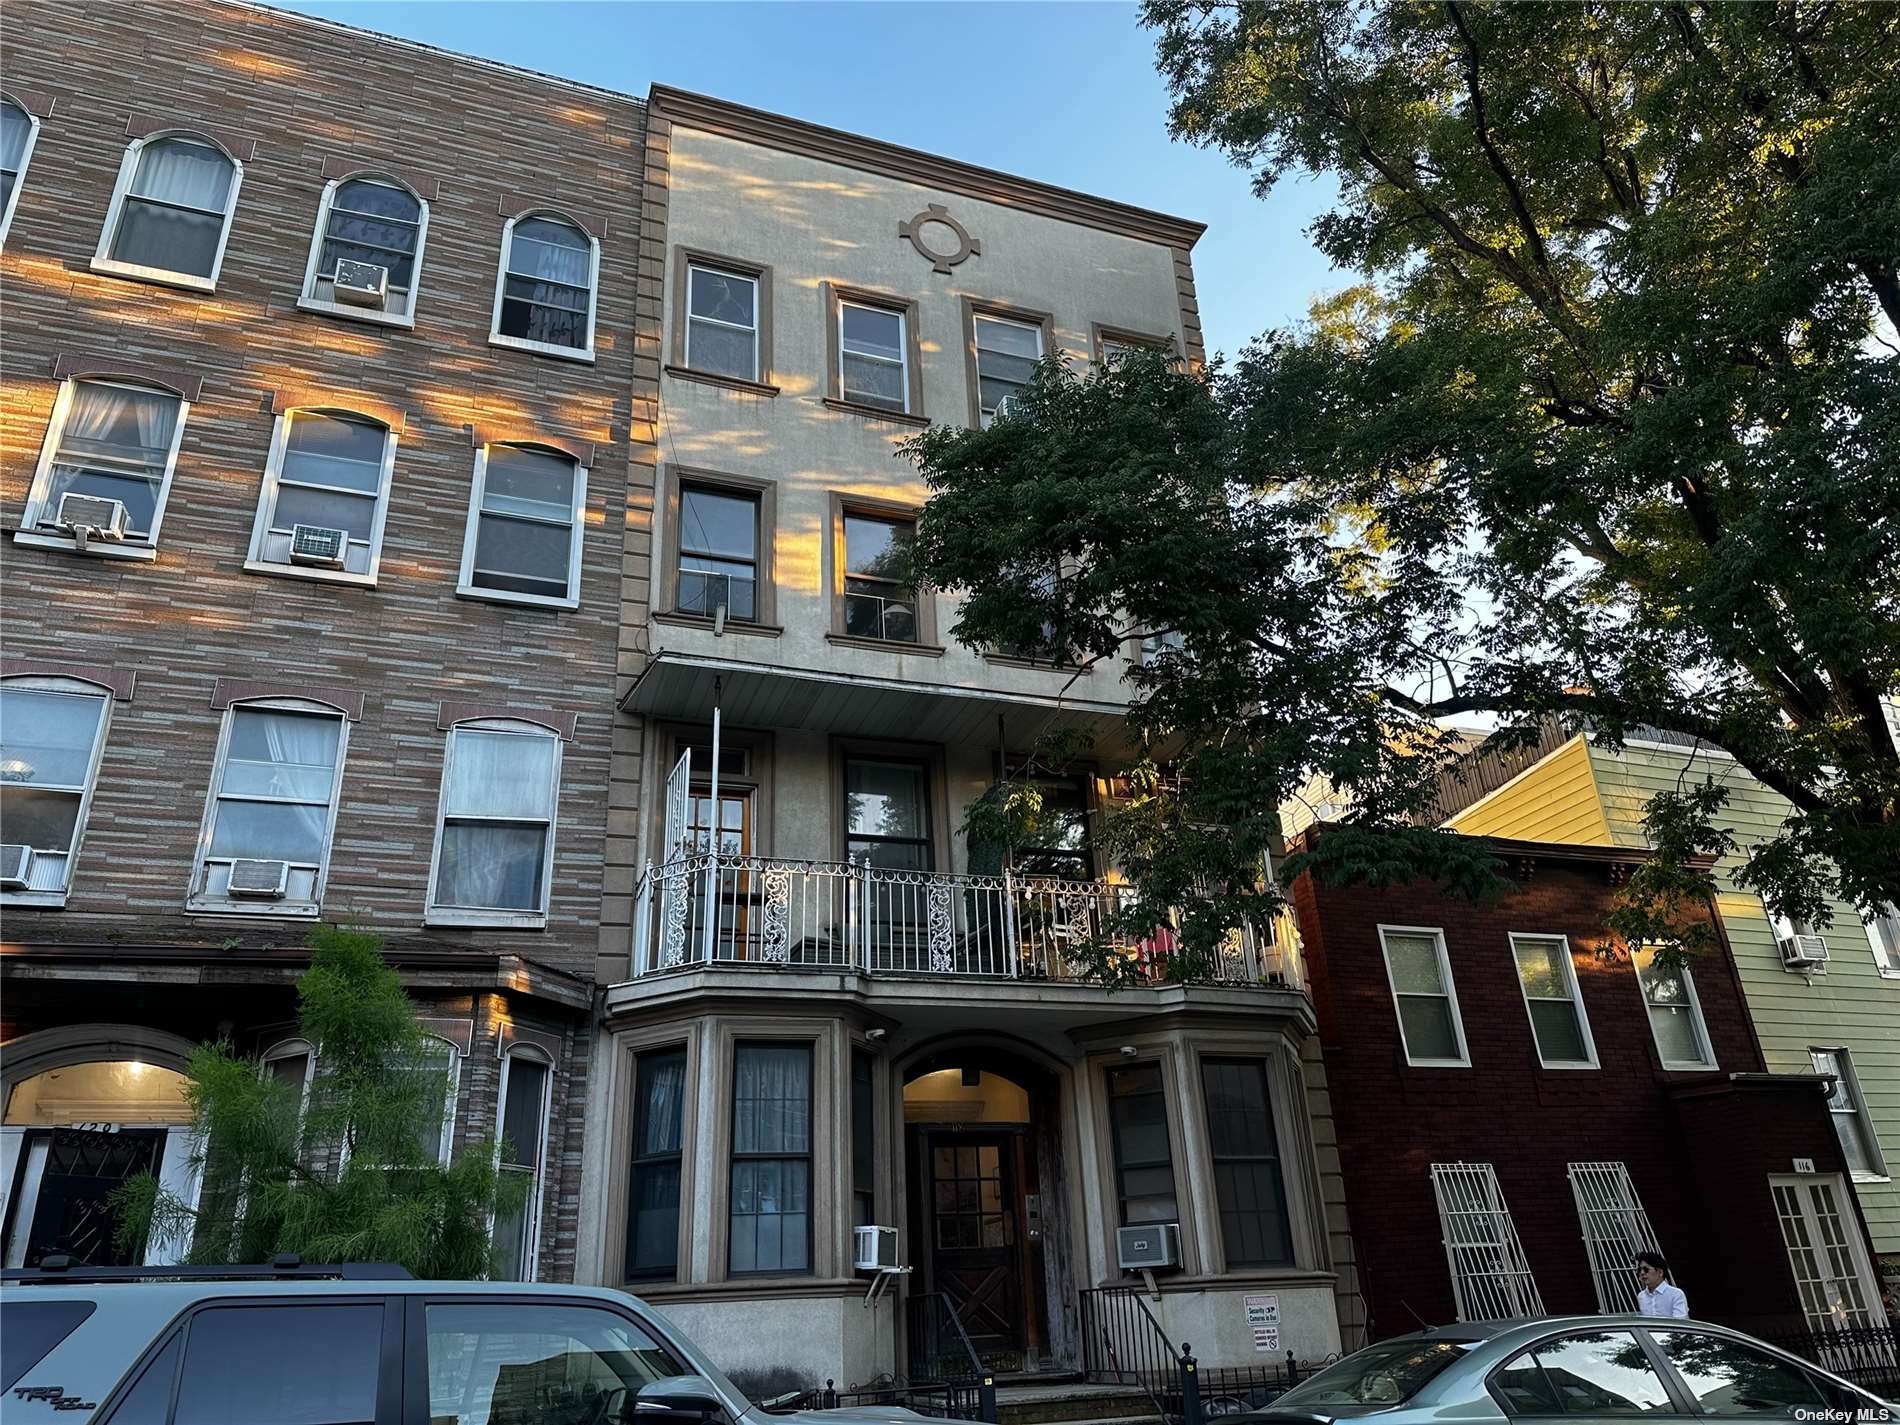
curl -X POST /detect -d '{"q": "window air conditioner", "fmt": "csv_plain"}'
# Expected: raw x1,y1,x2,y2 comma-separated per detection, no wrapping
853,1225,899,1272
1779,934,1829,970
332,258,389,309
227,858,290,898
289,524,348,568
1116,1222,1182,1272
56,492,129,541
0,844,32,890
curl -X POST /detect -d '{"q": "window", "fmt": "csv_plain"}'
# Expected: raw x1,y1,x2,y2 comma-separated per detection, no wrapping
1863,903,1900,977
1379,926,1470,1067
992,564,1065,663
458,443,587,608
1201,1058,1293,1266
1106,1062,1178,1225
841,510,919,643
1770,1174,1885,1329
845,756,931,871
298,175,428,324
425,1302,683,1425
1651,1331,1827,1416
245,409,396,583
1809,1048,1887,1180
173,1303,386,1425
1493,1331,1671,1414
491,212,597,359
1010,774,1092,881
492,1049,552,1280
1140,629,1188,664
1633,947,1716,1070
190,702,347,914
261,1038,316,1143
0,679,112,902
1510,934,1597,1068
1095,328,1173,370
1275,1339,1470,1411
399,1036,459,1168
0,97,41,248
99,1330,182,1425
832,293,916,414
729,1042,811,1276
685,262,760,381
426,721,562,926
18,379,188,555
972,311,1044,427
852,1049,876,1229
1566,1162,1661,1313
93,134,240,289
677,483,759,622
1429,1162,1544,1320
1,1300,95,1392
626,1046,687,1281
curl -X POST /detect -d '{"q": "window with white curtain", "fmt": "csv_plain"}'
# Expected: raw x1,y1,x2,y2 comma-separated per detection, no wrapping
490,212,597,360
1,97,42,247
457,444,587,608
245,409,397,583
491,1049,553,1281
93,134,241,289
190,702,348,914
426,721,561,926
0,678,113,904
18,379,188,556
298,175,428,323
729,1042,812,1276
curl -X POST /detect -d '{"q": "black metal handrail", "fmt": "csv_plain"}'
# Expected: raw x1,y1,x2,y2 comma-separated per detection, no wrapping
1080,1284,1184,1420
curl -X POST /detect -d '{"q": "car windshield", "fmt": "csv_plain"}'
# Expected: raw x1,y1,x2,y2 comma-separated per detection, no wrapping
1273,1338,1477,1408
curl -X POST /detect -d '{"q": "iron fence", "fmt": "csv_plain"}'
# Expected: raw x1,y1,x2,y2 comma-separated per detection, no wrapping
1759,1322,1900,1399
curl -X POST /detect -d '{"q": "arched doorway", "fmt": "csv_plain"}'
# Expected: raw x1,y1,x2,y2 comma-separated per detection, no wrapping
901,1044,1075,1375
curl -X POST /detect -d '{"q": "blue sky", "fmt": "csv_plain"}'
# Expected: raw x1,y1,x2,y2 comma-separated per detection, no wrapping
276,1,1346,361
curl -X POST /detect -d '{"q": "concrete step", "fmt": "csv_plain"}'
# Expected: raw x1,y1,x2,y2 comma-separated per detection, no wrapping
994,1385,1163,1425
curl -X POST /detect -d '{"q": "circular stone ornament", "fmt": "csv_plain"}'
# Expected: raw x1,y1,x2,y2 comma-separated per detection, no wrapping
898,203,981,274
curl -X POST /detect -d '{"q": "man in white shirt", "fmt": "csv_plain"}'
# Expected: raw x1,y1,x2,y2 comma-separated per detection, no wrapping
1636,1251,1690,1318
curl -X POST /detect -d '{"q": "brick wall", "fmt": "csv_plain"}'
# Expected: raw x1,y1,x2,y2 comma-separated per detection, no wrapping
1291,841,1856,1336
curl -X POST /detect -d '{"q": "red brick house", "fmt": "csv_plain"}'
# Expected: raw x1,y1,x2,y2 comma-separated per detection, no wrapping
1289,829,1888,1338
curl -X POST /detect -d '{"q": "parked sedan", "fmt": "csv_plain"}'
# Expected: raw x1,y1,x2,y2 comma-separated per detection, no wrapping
1229,1316,1894,1424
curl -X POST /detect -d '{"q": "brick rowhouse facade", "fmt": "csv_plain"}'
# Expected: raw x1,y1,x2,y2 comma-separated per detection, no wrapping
1291,829,1879,1338
0,0,656,1280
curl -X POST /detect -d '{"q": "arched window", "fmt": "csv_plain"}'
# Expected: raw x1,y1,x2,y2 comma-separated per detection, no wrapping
17,376,190,557
489,212,597,361
0,96,42,247
492,1044,554,1280
93,133,241,290
0,675,115,904
245,407,398,584
299,174,429,324
425,719,563,928
457,442,588,609
410,1034,461,1167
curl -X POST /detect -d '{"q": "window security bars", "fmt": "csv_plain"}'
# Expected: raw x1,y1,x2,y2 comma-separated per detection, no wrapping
1567,1161,1660,1313
1430,1162,1545,1321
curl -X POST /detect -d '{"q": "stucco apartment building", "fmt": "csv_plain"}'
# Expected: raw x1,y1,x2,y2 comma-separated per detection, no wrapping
1438,725,1900,1299
1,0,652,1281
576,88,1356,1389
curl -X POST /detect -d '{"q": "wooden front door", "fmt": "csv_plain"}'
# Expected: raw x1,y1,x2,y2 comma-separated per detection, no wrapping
926,1132,1023,1360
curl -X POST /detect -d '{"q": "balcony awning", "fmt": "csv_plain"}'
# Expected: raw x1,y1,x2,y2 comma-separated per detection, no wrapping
620,650,1144,756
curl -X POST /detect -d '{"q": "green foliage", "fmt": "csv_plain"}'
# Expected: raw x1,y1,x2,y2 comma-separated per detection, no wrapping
113,925,527,1278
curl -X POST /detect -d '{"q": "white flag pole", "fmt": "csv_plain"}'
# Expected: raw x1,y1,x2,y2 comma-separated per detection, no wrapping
701,677,722,962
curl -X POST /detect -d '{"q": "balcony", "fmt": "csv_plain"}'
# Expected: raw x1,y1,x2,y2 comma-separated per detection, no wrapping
627,854,1304,990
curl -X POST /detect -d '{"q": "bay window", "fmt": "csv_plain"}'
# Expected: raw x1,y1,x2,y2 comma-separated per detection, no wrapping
626,1046,687,1281
1201,1058,1294,1267
729,1043,811,1276
1106,1062,1178,1225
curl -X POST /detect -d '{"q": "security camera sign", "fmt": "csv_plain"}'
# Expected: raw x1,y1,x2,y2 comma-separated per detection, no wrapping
1244,1294,1280,1353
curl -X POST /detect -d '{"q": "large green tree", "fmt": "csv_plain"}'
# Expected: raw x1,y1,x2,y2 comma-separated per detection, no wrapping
907,0,1899,953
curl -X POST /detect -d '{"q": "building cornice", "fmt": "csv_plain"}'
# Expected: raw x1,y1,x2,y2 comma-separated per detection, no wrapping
648,84,1207,252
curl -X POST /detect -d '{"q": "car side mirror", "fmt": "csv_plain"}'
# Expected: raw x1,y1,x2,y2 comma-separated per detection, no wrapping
636,1376,726,1421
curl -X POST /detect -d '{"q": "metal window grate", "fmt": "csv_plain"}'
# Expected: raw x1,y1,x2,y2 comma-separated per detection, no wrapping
1568,1161,1660,1312
1430,1162,1545,1321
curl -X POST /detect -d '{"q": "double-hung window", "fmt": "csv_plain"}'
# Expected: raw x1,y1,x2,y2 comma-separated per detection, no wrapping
491,213,598,360
851,1049,876,1229
729,1042,811,1276
1106,1062,1178,1225
94,134,241,290
972,312,1043,427
1809,1048,1887,1180
1633,946,1716,1070
246,409,396,583
1202,1059,1294,1267
676,484,759,622
1509,933,1598,1068
839,301,909,413
403,1036,459,1167
1378,926,1470,1066
1,97,41,247
1861,903,1900,977
0,679,112,903
19,379,188,557
492,1048,553,1280
842,511,919,643
458,443,587,608
626,1046,687,1281
685,263,759,381
299,175,427,323
191,701,348,914
844,756,931,871
427,720,561,926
